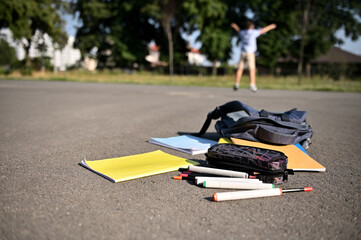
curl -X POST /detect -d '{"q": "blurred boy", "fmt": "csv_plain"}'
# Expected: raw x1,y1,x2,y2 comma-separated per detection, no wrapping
231,21,276,92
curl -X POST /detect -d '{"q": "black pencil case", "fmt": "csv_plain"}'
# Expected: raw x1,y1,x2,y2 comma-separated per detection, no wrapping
205,144,292,184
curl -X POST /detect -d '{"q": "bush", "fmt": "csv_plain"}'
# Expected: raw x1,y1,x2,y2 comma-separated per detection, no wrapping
0,39,18,66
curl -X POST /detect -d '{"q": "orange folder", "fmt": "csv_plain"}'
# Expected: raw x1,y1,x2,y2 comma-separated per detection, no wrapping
230,138,325,172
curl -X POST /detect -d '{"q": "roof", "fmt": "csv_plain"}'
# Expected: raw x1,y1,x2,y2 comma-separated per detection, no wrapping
312,46,361,64
189,48,201,54
149,44,160,51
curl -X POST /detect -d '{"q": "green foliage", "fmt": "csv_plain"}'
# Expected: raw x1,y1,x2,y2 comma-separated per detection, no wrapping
183,0,233,74
0,0,68,44
74,0,157,68
0,39,17,65
239,0,361,73
3,0,359,76
249,1,298,69
72,0,361,75
0,0,68,67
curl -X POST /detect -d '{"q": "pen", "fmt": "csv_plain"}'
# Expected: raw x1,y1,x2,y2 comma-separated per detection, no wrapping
179,172,220,178
213,187,313,202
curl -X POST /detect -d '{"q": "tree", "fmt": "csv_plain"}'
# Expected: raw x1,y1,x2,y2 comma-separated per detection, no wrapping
184,0,232,75
0,39,17,66
293,0,361,81
274,0,361,81
74,0,159,69
248,1,298,72
246,0,361,81
0,0,68,67
142,0,183,79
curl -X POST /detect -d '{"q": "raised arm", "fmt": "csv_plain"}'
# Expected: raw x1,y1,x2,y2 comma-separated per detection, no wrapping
231,23,240,32
260,24,277,34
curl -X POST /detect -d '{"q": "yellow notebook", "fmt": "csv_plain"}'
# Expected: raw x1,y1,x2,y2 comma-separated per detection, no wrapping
230,138,325,172
80,150,199,182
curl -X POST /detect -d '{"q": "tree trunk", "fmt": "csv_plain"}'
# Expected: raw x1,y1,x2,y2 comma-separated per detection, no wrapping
297,0,311,84
160,0,176,81
212,60,218,76
24,40,32,68
165,21,174,79
306,63,311,78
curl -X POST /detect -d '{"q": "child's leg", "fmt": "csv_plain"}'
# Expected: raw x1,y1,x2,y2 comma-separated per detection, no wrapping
235,68,243,85
248,53,257,91
249,69,256,85
233,68,243,90
234,53,245,90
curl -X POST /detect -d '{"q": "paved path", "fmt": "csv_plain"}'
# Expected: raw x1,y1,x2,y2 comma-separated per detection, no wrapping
1,80,360,239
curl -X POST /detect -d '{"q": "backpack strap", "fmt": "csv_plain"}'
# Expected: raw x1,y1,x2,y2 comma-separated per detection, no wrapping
255,125,298,145
197,101,249,136
197,107,222,136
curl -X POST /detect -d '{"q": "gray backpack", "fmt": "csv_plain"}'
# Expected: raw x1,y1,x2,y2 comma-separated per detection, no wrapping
197,101,313,149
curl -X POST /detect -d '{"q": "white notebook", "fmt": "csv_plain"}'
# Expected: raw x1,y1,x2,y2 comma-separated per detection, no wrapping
149,135,218,155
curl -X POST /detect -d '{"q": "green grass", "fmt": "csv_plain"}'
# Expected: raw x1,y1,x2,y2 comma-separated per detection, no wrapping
1,70,361,92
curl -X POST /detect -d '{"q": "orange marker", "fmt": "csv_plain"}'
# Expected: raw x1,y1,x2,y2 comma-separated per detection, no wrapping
173,176,184,180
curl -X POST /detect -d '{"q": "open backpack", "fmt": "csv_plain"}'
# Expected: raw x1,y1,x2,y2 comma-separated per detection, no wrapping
197,100,313,149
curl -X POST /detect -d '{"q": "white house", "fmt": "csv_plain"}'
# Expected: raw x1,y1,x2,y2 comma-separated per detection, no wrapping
0,28,81,71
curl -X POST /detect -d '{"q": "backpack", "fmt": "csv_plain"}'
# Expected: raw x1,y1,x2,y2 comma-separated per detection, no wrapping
197,101,313,149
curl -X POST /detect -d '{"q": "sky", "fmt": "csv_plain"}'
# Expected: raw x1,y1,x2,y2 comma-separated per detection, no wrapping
63,13,361,66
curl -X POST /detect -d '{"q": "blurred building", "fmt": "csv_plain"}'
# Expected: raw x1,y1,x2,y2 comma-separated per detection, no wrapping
186,48,205,66
145,44,167,67
82,56,97,71
0,28,81,71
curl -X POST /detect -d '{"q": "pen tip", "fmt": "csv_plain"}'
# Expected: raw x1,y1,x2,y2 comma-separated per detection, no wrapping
304,187,313,192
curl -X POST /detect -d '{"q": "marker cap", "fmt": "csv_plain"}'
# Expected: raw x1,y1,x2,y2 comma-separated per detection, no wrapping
213,193,218,202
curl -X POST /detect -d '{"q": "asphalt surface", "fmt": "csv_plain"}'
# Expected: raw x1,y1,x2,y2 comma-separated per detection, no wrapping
0,80,360,240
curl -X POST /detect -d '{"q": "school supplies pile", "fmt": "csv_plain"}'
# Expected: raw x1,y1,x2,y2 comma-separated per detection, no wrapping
171,100,324,201
80,100,324,202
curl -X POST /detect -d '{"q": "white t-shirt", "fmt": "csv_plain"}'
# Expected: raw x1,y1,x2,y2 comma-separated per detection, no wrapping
239,29,261,53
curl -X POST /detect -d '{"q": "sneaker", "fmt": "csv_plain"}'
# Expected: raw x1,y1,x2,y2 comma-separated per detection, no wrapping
249,84,258,92
233,84,239,91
